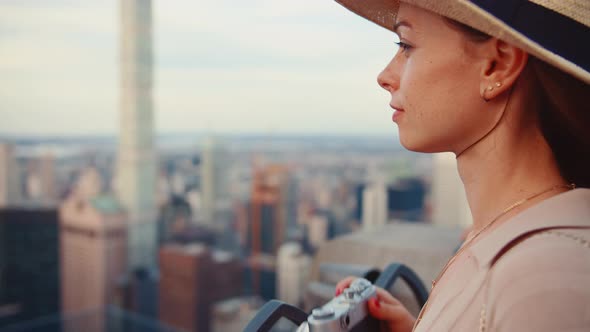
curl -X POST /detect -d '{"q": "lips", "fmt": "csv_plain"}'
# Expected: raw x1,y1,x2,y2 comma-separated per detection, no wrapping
389,103,404,112
390,103,404,122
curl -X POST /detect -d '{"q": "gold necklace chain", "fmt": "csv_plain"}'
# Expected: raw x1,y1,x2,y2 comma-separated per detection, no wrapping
413,183,576,329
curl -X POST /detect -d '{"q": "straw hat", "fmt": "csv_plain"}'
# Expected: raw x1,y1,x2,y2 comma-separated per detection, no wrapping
335,0,590,84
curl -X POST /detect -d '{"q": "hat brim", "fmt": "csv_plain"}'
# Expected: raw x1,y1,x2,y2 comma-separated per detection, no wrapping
335,0,590,84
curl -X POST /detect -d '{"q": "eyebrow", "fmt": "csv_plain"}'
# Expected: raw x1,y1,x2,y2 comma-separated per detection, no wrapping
393,21,412,33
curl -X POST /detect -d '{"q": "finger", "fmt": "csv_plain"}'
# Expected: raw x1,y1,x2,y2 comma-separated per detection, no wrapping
373,287,404,306
334,276,357,296
367,297,412,324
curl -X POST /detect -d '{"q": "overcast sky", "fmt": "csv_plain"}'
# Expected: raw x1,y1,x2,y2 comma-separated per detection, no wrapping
0,0,400,136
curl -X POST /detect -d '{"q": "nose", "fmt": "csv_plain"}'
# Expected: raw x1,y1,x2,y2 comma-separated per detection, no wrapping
377,56,400,92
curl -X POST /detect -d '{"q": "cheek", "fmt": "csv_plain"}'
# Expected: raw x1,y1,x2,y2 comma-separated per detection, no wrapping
405,51,480,114
402,64,448,124
397,57,481,152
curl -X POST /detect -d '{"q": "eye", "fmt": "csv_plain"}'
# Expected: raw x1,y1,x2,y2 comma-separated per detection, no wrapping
394,41,413,54
392,33,412,56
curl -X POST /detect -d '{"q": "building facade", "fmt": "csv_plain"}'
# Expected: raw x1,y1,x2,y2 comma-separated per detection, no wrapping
159,244,241,332
200,137,229,229
59,193,128,332
0,208,60,329
362,180,388,229
115,0,158,270
0,144,22,208
277,242,311,307
247,165,296,255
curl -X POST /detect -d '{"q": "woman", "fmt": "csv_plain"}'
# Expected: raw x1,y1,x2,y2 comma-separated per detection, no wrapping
333,1,590,331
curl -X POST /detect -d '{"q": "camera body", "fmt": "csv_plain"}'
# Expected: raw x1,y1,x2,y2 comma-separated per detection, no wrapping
296,278,379,332
242,263,429,332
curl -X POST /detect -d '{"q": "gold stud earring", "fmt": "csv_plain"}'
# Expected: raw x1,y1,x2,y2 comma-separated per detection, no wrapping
486,86,494,91
495,82,502,87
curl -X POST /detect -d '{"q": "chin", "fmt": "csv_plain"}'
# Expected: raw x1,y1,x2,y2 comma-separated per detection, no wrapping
398,133,448,153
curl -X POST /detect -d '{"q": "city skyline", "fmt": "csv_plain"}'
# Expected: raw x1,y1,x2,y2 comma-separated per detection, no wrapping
0,0,399,136
0,133,446,331
0,3,457,329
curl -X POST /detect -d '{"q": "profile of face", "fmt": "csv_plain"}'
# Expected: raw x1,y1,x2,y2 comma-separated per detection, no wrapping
378,4,502,153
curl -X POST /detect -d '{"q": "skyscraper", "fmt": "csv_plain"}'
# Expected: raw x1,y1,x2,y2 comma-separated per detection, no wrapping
362,180,388,229
248,165,292,255
35,152,58,206
59,190,128,332
277,242,311,307
307,214,328,250
431,153,471,226
200,136,228,229
386,178,427,221
41,154,56,203
0,144,21,208
115,0,157,270
0,208,60,328
245,165,296,301
159,244,242,332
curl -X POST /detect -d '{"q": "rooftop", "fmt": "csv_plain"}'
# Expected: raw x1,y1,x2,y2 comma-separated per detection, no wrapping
90,195,125,215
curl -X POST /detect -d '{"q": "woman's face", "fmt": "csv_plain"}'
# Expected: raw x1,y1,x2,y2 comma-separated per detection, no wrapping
378,4,495,153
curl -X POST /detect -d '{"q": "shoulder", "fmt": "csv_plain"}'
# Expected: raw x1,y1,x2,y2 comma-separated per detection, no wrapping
486,228,590,331
491,228,590,274
469,188,590,269
488,228,590,299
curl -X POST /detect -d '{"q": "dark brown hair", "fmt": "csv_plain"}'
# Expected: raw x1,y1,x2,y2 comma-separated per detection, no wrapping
446,19,590,188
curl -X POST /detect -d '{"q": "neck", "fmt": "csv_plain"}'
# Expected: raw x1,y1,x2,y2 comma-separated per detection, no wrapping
456,93,567,235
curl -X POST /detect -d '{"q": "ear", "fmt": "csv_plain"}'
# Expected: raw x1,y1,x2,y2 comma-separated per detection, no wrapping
479,39,528,100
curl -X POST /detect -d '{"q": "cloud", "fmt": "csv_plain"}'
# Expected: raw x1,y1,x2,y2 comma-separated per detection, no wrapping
0,0,398,136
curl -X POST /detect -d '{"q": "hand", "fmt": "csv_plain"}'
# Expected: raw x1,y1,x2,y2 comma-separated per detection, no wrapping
335,277,416,332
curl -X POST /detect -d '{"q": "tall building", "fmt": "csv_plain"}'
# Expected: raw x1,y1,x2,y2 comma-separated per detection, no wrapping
200,136,228,229
247,165,295,255
118,267,159,322
353,183,365,223
0,144,21,207
362,180,388,229
158,195,192,245
384,178,427,222
307,214,328,250
356,179,426,224
244,255,276,301
159,244,242,332
431,153,471,226
59,188,128,332
185,188,202,224
243,165,296,302
39,153,57,205
0,208,60,328
277,242,311,307
115,0,158,270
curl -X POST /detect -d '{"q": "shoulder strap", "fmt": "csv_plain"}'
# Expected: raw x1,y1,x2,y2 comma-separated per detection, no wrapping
489,226,590,268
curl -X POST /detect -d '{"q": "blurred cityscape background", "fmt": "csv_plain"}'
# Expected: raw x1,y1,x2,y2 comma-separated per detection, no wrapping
0,1,471,331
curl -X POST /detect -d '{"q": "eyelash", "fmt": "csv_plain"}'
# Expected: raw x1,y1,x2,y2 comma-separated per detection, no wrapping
395,41,412,54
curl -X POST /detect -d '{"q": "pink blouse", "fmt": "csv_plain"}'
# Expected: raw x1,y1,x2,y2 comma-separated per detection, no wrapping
413,188,590,331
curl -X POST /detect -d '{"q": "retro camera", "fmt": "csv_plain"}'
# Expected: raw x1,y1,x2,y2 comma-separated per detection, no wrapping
295,277,379,332
243,263,429,332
